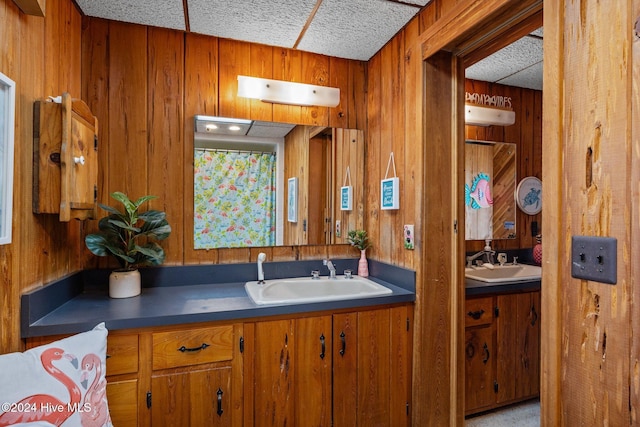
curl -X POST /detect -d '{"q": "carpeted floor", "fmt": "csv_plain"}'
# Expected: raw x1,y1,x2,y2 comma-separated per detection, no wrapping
465,399,540,427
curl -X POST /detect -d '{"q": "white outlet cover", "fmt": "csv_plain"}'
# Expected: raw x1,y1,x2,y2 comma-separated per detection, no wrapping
404,225,414,250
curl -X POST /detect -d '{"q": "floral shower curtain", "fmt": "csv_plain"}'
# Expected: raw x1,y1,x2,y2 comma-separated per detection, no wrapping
194,149,276,248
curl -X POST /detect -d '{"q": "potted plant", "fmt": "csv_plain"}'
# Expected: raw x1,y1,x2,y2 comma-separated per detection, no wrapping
347,229,371,277
85,192,171,298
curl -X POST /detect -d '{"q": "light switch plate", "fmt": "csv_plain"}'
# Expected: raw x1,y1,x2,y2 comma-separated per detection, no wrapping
571,236,617,284
404,225,414,250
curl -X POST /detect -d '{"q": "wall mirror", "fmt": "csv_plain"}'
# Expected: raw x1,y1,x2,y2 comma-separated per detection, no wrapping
194,116,364,249
465,140,516,240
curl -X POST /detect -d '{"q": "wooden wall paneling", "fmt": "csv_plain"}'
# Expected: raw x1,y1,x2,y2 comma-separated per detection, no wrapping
540,0,562,422
183,33,219,265
630,0,640,421
147,27,184,265
2,0,26,353
347,61,367,131
560,1,630,425
283,125,309,245
402,19,421,271
390,34,406,267
219,40,253,120
378,43,395,264
107,22,148,201
272,48,303,125
365,53,381,260
81,18,110,268
415,50,458,425
249,43,274,122
328,57,348,129
300,51,330,126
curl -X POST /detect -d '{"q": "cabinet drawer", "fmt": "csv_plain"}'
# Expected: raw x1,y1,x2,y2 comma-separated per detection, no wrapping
106,334,139,376
152,325,234,370
465,296,494,327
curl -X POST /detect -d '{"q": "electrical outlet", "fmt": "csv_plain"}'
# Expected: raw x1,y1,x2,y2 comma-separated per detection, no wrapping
404,225,414,250
335,220,341,238
571,236,617,284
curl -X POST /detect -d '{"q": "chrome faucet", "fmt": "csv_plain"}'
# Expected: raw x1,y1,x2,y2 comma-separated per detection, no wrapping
323,259,337,279
466,239,496,267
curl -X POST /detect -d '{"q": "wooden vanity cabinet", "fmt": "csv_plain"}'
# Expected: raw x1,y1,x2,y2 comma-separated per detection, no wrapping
25,303,412,426
246,304,413,427
464,290,540,416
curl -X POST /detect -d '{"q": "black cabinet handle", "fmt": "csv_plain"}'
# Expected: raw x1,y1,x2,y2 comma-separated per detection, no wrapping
177,343,210,353
467,309,485,320
530,305,538,326
339,331,346,356
482,343,490,364
320,334,326,359
146,391,152,409
216,388,223,416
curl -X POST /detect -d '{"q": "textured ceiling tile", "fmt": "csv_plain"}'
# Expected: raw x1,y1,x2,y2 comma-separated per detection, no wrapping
75,0,185,30
498,61,543,91
296,0,420,61
466,35,542,83
188,0,317,48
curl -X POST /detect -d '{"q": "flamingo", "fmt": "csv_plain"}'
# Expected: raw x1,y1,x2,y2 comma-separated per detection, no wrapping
0,347,81,426
79,353,111,427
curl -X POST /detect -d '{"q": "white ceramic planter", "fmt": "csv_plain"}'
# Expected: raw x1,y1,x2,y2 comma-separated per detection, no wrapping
109,269,141,298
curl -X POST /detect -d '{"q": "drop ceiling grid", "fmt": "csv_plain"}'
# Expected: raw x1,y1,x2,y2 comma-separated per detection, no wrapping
75,0,186,30
296,0,421,61
188,0,318,48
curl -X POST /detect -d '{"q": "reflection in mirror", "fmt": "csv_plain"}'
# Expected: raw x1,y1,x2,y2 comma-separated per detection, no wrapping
194,116,364,249
465,140,516,240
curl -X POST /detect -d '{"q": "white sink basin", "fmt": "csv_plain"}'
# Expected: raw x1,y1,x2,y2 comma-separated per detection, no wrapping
245,275,392,305
465,264,541,283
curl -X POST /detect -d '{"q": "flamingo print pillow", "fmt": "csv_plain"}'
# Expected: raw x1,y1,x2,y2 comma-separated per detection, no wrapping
0,322,112,427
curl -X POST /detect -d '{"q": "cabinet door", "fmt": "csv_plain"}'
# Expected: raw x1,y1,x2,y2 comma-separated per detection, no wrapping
253,319,295,427
295,316,332,426
333,313,358,427
496,291,541,404
465,325,495,413
107,379,138,426
151,366,232,426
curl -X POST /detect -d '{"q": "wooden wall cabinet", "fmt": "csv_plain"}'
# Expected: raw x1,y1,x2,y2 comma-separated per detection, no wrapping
464,291,540,416
33,92,98,221
247,305,413,426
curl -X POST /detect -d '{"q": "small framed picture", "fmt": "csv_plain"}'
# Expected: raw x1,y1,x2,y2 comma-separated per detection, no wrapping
287,177,298,222
380,177,399,210
340,186,353,211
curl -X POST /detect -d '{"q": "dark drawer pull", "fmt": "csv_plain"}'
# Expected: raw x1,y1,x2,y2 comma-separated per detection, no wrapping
467,309,485,320
216,388,224,416
482,343,490,364
320,334,326,359
339,331,346,356
177,343,210,353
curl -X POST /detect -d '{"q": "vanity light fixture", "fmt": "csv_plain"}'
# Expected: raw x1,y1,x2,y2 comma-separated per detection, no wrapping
237,75,340,108
465,103,516,127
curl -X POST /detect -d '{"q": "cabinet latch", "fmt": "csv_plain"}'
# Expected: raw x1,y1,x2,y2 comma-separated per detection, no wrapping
494,306,500,318
239,336,244,353
493,381,499,393
146,391,152,408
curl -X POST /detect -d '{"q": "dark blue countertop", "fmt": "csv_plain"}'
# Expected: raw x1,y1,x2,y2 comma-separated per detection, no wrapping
22,259,415,338
465,278,541,297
